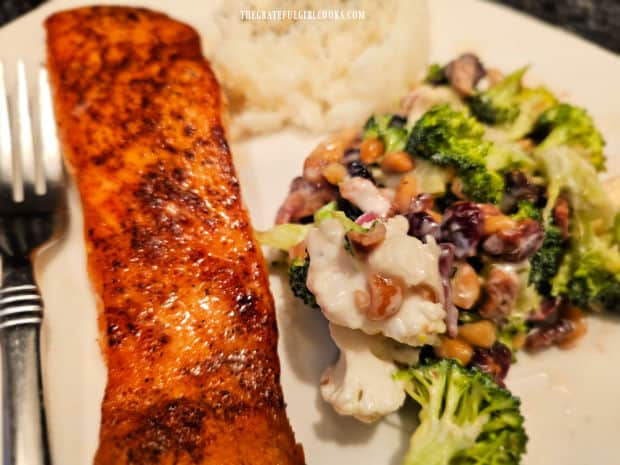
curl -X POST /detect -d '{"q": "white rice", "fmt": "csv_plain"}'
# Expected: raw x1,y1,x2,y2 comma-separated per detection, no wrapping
202,0,429,139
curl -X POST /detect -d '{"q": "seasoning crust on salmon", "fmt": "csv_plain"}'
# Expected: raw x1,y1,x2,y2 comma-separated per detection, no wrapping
45,7,304,464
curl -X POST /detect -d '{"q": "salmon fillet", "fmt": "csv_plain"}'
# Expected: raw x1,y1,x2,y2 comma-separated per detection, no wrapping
45,7,304,465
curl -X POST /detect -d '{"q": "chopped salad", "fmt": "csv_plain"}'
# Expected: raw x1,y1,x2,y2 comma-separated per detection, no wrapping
258,54,620,465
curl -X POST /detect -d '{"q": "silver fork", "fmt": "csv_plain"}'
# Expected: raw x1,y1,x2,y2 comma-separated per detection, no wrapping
0,61,64,465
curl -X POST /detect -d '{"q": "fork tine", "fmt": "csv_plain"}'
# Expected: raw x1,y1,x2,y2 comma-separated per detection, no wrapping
0,62,12,200
38,67,61,194
15,60,36,203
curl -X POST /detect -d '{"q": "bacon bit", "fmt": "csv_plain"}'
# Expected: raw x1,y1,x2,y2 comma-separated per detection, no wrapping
479,267,520,323
347,222,387,249
275,177,336,224
339,177,392,216
366,273,404,321
444,53,486,97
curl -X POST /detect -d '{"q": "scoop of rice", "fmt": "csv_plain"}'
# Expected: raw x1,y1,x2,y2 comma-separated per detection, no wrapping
202,0,429,139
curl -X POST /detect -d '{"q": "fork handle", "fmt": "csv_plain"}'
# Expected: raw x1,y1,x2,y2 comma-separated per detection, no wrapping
0,262,51,465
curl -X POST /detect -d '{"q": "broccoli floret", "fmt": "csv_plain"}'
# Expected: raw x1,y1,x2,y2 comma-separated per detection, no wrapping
289,256,318,309
408,105,504,203
533,103,606,171
564,257,620,311
408,105,487,158
397,359,527,465
458,169,505,204
529,225,565,295
425,63,448,84
468,67,527,125
551,219,620,312
512,201,542,222
532,137,619,311
363,114,409,153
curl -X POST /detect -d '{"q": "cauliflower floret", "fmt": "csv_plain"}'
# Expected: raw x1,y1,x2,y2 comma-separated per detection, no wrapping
306,217,446,346
320,324,412,423
368,216,442,293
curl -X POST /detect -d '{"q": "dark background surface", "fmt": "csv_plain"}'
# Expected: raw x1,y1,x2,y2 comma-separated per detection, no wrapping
0,0,619,54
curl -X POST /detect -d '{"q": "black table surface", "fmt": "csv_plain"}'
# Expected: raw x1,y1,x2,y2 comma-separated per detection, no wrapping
1,0,619,54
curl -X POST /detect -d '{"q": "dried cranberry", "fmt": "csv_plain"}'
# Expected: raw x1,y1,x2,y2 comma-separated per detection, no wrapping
470,342,512,386
482,219,544,262
444,53,486,96
479,267,519,323
440,201,483,259
346,160,374,182
406,211,441,242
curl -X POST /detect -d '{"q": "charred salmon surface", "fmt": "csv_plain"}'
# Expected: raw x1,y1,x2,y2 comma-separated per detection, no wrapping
46,7,304,465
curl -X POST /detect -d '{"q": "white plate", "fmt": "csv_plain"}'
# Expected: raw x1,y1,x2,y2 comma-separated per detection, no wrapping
1,1,620,464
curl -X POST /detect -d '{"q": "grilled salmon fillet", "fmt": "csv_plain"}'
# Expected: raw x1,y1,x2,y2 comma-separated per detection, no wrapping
46,7,304,465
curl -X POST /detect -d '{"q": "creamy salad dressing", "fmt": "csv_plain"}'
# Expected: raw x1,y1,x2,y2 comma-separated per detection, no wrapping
368,216,443,297
306,217,446,347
